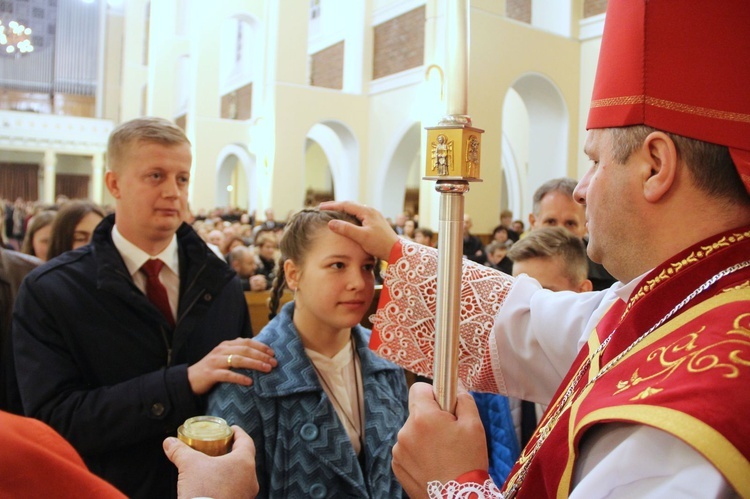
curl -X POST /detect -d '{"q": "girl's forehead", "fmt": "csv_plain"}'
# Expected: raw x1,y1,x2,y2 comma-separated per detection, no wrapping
307,229,370,256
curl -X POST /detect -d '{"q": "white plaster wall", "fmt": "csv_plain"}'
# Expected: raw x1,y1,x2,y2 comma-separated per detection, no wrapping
367,84,427,221
578,36,603,178
466,9,581,234
501,88,529,219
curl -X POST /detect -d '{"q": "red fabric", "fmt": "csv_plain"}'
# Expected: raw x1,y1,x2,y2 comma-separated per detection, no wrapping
455,469,491,485
0,411,126,498
369,239,404,352
368,240,508,393
502,226,750,498
141,259,175,328
586,0,750,193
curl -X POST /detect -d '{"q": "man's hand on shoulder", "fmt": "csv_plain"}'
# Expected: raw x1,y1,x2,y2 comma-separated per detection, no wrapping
187,338,277,395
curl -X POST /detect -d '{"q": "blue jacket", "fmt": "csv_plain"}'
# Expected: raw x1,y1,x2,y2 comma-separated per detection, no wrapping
472,392,520,485
209,301,408,498
12,214,251,498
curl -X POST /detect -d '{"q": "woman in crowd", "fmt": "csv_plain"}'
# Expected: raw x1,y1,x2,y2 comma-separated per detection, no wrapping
46,200,105,260
402,218,417,240
20,210,56,262
208,208,408,498
252,231,279,289
222,235,247,259
490,224,512,247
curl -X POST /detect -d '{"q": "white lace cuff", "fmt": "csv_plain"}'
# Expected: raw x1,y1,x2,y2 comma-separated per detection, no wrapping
371,240,513,392
427,478,504,498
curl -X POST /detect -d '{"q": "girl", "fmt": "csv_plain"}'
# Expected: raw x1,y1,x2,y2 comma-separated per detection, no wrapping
21,210,56,261
252,231,279,289
208,209,407,498
46,200,105,260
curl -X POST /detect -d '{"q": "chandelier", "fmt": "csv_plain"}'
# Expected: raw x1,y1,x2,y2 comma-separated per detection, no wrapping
0,19,34,56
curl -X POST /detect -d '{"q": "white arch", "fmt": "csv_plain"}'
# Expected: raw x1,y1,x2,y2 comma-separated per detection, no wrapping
215,143,257,211
305,120,359,201
374,121,421,219
501,131,523,220
507,72,569,216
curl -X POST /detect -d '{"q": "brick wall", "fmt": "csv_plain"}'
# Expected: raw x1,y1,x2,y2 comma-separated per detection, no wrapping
506,0,531,24
584,0,608,18
221,82,253,120
372,6,425,80
310,41,344,90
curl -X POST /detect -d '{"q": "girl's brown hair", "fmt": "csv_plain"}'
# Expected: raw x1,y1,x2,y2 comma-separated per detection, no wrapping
268,208,366,319
47,200,105,260
21,210,57,258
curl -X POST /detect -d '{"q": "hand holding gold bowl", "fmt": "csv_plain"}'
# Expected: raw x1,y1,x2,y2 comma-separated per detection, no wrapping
177,416,234,456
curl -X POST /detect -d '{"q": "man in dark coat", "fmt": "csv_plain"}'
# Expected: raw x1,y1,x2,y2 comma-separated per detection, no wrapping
12,117,276,498
0,248,39,413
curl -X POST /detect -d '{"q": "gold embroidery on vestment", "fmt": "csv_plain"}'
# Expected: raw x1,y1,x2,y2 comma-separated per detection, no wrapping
614,313,750,399
625,230,750,316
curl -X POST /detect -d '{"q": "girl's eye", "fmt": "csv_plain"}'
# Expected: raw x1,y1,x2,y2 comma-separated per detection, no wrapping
363,264,375,272
331,262,345,270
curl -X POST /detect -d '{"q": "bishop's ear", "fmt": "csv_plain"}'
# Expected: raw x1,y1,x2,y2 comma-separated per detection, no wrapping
641,131,678,203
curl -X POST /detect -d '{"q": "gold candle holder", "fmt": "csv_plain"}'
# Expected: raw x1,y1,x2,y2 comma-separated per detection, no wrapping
177,416,234,456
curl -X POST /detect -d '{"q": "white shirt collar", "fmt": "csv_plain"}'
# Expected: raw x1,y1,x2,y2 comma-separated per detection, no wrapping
611,269,651,303
306,340,353,370
111,225,179,278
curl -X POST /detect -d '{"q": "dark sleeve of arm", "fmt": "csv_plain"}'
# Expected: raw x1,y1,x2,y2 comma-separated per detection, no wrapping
12,280,201,456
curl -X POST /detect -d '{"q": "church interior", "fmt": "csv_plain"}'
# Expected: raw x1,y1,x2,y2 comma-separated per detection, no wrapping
1,0,609,235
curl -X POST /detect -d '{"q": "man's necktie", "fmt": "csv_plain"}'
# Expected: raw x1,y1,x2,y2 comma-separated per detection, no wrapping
140,259,175,328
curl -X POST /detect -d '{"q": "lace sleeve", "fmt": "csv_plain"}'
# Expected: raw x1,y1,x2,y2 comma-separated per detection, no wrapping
370,240,514,392
427,478,504,498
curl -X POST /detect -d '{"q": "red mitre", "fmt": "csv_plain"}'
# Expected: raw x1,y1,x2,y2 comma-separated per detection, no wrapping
586,0,750,194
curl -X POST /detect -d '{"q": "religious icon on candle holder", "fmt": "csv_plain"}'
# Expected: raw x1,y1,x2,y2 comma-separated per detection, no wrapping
466,134,480,178
431,134,453,176
424,125,483,180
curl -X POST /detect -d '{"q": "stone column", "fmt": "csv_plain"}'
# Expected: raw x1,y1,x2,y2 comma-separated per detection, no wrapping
43,149,57,204
91,153,105,204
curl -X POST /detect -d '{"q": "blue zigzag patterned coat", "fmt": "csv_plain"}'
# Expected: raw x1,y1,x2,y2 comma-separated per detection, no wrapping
208,302,408,498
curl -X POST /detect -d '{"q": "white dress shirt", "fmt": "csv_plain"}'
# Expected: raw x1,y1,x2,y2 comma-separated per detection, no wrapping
112,225,180,321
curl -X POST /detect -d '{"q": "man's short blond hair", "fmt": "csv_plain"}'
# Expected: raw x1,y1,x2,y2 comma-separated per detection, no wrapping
508,226,588,285
107,117,190,172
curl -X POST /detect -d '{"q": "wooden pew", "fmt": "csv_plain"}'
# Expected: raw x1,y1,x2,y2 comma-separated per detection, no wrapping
244,289,293,334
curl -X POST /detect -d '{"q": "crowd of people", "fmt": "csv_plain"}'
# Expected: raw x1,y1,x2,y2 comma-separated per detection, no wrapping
4,190,568,311
386,177,616,293
1,1,748,497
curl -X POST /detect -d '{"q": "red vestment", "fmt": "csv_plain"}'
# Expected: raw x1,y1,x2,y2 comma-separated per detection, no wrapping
371,226,750,497
0,410,126,498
